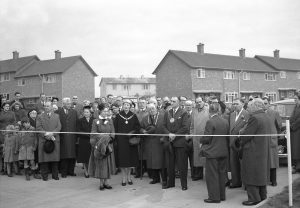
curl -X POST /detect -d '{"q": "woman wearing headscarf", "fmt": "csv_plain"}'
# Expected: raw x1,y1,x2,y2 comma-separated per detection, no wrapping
88,104,115,190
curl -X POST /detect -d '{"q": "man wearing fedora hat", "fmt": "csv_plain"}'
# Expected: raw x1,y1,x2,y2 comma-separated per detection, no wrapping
36,101,61,181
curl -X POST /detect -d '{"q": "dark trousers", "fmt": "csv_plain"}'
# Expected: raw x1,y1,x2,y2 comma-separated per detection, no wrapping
270,168,276,183
60,158,76,176
149,168,167,182
205,157,227,201
40,162,58,179
136,160,147,177
230,148,242,186
165,146,188,188
187,145,194,178
246,185,267,202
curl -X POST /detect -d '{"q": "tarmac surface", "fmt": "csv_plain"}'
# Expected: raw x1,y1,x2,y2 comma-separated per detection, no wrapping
0,166,298,208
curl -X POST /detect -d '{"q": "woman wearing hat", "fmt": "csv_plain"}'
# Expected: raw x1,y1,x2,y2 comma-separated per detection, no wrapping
114,99,141,186
77,106,93,178
88,104,115,190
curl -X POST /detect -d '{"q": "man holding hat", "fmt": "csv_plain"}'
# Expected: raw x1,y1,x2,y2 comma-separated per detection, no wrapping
36,101,61,181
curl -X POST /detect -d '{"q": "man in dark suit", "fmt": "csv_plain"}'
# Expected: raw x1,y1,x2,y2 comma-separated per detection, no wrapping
56,97,78,178
72,96,84,119
162,97,189,190
200,102,229,203
229,98,249,188
239,98,269,206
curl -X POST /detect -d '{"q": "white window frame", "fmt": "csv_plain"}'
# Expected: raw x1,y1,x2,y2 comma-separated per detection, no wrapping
265,73,276,81
43,74,56,83
0,73,10,82
0,93,9,100
197,68,205,78
280,71,286,78
143,84,149,90
17,79,26,86
223,71,235,79
123,84,130,91
265,92,277,103
242,72,250,80
297,72,300,79
225,92,238,103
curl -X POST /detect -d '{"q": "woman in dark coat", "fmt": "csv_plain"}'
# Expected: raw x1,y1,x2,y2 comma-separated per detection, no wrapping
77,106,93,177
114,99,140,186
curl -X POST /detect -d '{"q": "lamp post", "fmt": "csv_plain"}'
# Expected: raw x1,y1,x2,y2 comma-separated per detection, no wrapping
38,74,44,93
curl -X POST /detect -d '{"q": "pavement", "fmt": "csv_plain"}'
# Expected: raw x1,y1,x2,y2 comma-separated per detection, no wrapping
0,166,299,208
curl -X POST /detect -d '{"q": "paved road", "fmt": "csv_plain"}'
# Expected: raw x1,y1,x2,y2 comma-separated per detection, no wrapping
0,167,298,208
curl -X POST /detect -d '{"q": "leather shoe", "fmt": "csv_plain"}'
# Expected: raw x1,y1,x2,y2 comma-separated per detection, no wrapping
242,201,260,206
68,173,76,176
61,174,67,178
182,187,188,191
42,177,48,181
121,181,126,186
104,184,112,189
192,177,202,181
149,180,160,184
271,182,277,186
99,186,105,191
128,180,133,185
204,199,220,203
52,176,59,180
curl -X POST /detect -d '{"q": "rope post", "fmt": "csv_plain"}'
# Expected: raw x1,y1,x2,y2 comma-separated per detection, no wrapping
286,119,293,207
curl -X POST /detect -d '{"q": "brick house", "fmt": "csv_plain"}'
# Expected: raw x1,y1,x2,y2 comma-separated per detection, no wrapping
153,44,300,103
100,76,156,98
0,51,97,106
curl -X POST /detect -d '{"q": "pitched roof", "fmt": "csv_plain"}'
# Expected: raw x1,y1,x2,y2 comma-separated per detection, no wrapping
153,50,276,74
100,77,156,86
15,56,97,77
255,55,300,71
0,56,39,73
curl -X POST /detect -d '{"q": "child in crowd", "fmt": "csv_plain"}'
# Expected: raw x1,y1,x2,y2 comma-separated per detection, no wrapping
3,125,19,177
18,118,37,180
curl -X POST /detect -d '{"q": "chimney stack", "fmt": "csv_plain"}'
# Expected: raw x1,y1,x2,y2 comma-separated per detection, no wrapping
239,48,245,58
273,49,280,59
55,50,61,59
197,43,204,55
13,51,19,59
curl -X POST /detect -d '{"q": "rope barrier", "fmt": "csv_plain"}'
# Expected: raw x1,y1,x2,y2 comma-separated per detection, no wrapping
0,129,286,137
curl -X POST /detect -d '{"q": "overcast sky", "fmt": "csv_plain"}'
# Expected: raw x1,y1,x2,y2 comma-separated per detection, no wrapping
1,0,299,96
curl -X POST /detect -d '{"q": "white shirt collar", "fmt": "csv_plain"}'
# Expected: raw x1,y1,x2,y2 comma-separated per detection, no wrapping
235,108,244,121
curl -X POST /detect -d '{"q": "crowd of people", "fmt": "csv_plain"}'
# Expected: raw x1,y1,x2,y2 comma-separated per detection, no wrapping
0,91,300,206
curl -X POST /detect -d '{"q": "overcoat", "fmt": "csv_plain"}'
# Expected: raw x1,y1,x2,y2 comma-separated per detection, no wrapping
265,108,282,169
114,110,140,167
88,118,115,179
36,112,61,163
77,117,93,163
18,126,37,161
190,108,210,167
136,109,148,160
290,104,300,160
4,134,18,163
55,108,77,159
140,111,165,169
229,109,249,148
240,109,269,186
13,109,27,122
0,111,16,143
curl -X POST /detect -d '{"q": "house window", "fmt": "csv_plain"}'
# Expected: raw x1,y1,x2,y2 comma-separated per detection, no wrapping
0,73,10,82
280,71,286,78
197,68,205,78
265,92,277,102
223,71,235,79
143,84,149,90
17,79,26,86
288,91,295,98
43,75,56,83
297,72,300,79
123,84,130,91
28,99,35,104
112,84,117,90
265,73,276,81
242,72,250,80
0,93,9,101
225,92,238,103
